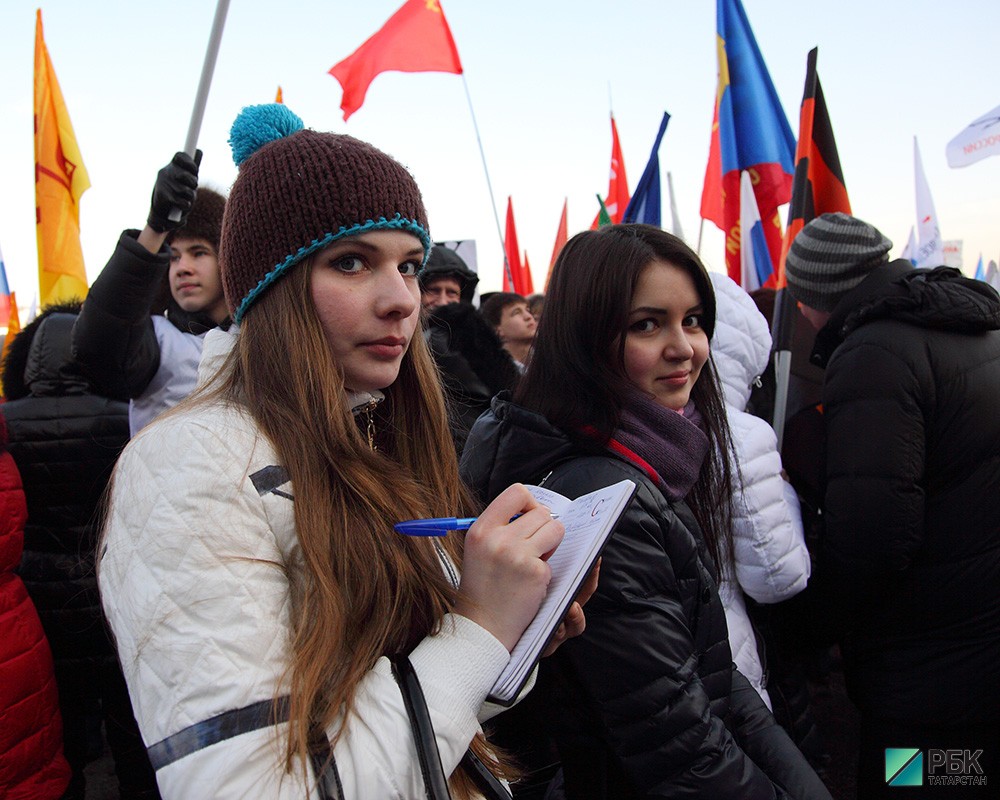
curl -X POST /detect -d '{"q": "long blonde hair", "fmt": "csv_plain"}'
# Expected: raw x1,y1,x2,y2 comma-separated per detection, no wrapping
204,261,505,793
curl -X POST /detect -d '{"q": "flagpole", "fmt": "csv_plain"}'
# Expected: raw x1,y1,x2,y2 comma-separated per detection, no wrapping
168,0,231,222
460,75,514,290
696,218,705,255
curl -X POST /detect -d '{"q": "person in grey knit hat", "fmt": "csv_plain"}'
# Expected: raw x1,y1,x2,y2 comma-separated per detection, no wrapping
784,212,892,327
785,208,1000,798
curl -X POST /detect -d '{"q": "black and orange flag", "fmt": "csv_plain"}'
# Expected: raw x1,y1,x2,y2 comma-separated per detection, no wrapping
776,47,851,288
771,47,851,445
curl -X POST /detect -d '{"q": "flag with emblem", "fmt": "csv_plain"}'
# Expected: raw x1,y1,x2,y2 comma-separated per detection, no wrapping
329,0,463,121
700,0,794,284
591,115,630,228
34,9,90,306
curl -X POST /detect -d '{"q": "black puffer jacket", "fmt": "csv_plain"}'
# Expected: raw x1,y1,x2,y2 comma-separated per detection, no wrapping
460,398,830,799
1,308,129,685
425,302,520,453
809,261,1000,727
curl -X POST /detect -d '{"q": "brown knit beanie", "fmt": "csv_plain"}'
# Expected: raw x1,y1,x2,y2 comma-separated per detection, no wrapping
167,186,225,253
221,104,431,323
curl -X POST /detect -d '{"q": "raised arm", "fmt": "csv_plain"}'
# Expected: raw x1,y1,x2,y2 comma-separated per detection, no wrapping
72,152,200,399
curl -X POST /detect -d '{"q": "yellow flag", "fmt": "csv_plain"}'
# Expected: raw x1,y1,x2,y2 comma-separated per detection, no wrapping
34,9,90,306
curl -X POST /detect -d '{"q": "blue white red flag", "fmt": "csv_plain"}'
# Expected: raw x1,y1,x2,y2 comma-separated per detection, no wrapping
739,170,774,291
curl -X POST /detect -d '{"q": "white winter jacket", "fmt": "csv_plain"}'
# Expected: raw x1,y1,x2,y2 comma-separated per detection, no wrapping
709,273,811,709
99,326,519,798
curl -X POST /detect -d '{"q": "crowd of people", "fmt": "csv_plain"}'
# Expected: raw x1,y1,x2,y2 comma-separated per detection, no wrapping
1,102,996,800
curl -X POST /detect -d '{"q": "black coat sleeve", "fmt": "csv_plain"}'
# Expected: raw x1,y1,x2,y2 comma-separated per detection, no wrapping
72,230,168,400
728,669,832,799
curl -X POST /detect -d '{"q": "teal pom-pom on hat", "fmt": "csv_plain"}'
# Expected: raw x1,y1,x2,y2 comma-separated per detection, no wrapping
228,104,304,167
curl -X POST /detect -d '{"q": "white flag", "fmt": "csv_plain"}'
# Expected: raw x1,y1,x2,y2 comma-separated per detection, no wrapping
987,261,1000,293
946,103,1000,168
914,137,944,268
942,240,963,270
900,226,917,265
667,172,685,242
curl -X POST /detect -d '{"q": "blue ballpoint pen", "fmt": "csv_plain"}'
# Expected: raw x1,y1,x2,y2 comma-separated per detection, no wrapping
394,512,558,536
393,517,479,536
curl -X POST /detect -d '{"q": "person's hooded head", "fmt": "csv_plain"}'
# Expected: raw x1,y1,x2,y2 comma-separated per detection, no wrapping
419,246,479,308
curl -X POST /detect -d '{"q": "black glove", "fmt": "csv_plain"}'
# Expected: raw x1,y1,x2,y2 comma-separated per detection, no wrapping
146,150,202,233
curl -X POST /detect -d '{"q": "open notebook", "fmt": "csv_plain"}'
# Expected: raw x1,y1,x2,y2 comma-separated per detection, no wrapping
488,478,636,705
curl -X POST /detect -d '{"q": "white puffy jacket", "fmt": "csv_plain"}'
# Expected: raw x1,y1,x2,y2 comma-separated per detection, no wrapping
709,273,811,709
99,326,519,798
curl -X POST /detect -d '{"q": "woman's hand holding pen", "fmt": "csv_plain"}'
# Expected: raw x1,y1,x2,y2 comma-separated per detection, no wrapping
454,484,565,653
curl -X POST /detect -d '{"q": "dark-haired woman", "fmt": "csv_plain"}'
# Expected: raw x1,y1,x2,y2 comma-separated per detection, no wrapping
461,224,830,799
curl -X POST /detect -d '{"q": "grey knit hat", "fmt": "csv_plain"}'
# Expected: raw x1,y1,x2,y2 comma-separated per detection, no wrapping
785,213,893,312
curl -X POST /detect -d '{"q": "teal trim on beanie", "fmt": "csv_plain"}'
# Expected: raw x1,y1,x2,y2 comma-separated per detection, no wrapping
233,215,432,323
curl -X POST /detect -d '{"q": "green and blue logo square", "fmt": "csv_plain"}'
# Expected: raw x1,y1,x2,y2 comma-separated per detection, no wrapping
886,748,923,786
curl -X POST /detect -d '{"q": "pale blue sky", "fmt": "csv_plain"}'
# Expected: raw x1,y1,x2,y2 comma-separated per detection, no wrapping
1,0,997,301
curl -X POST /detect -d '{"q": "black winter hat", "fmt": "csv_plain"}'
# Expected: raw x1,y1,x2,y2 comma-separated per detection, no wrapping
421,245,479,303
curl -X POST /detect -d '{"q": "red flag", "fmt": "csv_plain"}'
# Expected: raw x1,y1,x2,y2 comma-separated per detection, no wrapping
503,198,525,294
521,251,534,296
329,0,463,121
591,116,630,229
776,48,851,287
545,199,568,289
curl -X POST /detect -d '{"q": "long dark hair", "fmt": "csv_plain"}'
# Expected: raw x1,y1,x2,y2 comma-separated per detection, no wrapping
515,224,735,570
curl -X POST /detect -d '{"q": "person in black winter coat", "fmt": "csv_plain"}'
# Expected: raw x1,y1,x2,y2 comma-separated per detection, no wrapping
785,213,1000,799
72,151,229,436
460,224,829,799
421,245,521,454
1,304,159,799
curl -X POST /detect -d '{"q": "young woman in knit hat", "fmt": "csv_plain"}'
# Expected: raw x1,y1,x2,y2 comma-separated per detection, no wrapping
98,104,586,799
459,224,831,799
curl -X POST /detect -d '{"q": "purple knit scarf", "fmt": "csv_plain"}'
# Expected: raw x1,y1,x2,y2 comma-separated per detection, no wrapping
613,391,710,501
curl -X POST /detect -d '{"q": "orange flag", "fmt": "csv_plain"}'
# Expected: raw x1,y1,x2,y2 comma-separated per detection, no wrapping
329,0,463,121
591,115,630,229
275,86,284,103
34,10,90,306
545,199,568,289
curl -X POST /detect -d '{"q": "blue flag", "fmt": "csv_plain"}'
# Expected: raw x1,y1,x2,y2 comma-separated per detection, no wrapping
975,254,985,281
623,112,670,226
